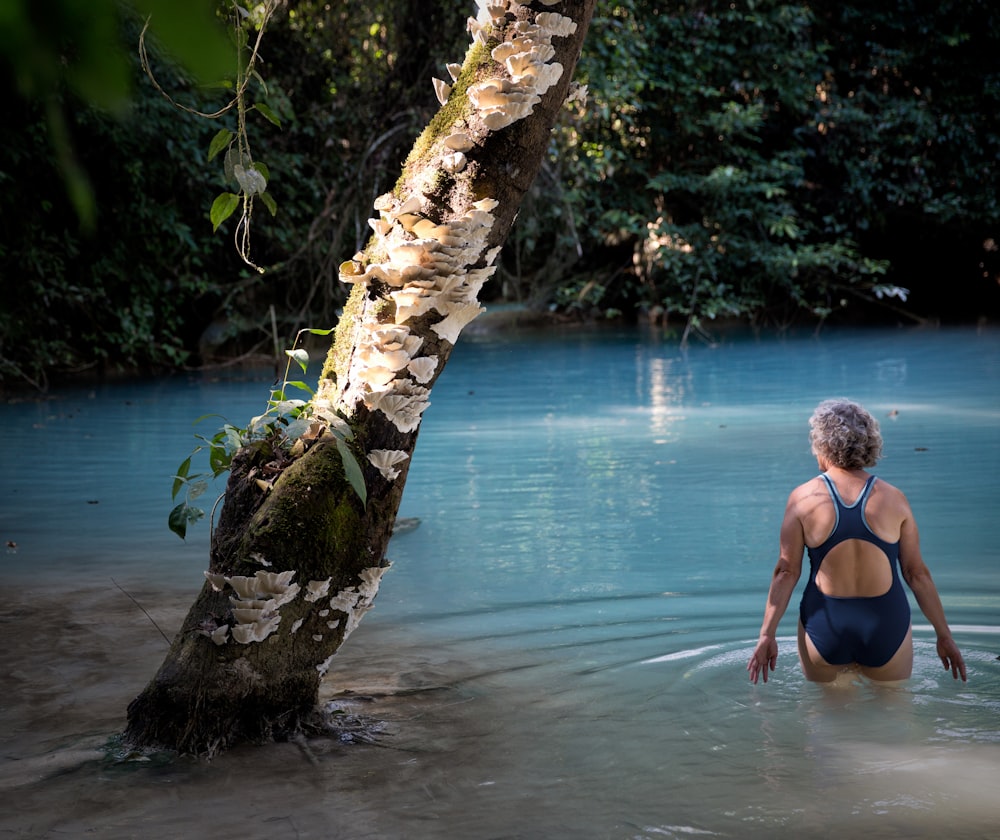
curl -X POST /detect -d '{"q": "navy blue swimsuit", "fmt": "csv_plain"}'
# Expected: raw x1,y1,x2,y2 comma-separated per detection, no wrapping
799,474,911,667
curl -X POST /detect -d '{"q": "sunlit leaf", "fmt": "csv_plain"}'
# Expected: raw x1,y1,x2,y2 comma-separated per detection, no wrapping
270,398,307,416
210,192,240,231
285,380,315,395
308,327,334,336
285,348,309,373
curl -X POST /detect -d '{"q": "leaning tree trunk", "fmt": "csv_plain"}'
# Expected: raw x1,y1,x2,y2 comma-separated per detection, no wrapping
124,0,595,756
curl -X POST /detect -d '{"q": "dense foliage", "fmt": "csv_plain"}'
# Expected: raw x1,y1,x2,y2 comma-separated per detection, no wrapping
545,0,1000,333
2,0,998,388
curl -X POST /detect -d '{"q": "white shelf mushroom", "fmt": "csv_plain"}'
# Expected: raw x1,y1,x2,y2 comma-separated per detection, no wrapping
304,578,332,602
432,78,452,106
367,449,410,481
407,355,439,383
432,303,485,344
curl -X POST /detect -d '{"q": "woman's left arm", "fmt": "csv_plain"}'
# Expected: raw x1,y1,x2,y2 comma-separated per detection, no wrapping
899,505,967,682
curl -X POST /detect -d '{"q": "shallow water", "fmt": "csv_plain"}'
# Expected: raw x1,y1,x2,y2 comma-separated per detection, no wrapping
1,326,999,838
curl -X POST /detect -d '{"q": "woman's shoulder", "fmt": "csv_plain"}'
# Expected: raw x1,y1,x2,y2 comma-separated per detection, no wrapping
787,475,831,509
870,475,914,515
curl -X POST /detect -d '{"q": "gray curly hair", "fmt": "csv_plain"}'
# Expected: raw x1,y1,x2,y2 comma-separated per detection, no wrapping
808,399,883,469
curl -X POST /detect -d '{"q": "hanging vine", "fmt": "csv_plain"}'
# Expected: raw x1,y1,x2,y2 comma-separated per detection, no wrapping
139,1,282,272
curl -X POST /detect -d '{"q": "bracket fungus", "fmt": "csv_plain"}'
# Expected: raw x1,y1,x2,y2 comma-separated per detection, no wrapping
336,2,581,435
201,569,300,645
326,565,390,642
304,578,332,602
367,449,410,481
432,77,452,106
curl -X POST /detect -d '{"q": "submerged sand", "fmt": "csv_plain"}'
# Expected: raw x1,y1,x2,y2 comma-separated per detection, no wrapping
0,583,509,839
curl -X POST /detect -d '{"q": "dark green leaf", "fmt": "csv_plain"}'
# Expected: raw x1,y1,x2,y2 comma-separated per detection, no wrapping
253,102,282,127
336,438,367,507
208,128,234,162
259,191,277,216
209,446,232,477
168,501,204,540
172,455,192,499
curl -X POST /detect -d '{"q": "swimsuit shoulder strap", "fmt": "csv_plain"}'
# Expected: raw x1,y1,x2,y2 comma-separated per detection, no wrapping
859,474,878,507
820,472,876,509
818,473,843,508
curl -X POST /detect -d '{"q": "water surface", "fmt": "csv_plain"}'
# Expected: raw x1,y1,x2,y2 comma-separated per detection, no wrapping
2,326,998,838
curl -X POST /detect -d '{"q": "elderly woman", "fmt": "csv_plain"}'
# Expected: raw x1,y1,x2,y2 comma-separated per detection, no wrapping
747,398,966,684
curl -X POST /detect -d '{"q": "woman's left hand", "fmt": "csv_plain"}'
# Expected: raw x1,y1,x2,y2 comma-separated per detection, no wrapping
747,635,778,684
937,635,967,682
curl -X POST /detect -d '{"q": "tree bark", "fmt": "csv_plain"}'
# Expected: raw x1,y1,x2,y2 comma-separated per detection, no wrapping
124,0,596,756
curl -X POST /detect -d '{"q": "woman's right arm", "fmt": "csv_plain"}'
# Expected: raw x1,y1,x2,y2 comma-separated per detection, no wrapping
747,491,805,684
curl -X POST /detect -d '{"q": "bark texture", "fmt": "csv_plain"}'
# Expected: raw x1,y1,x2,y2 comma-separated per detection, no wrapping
124,0,595,756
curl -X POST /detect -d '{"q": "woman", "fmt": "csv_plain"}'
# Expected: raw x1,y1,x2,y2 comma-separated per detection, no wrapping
747,398,966,684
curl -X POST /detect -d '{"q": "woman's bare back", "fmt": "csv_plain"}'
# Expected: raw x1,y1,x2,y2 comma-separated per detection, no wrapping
799,470,905,598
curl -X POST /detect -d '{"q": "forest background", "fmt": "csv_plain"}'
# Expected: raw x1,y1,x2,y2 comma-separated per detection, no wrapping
2,0,998,391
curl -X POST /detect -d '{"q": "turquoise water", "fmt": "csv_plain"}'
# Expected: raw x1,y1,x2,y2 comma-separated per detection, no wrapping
2,326,999,838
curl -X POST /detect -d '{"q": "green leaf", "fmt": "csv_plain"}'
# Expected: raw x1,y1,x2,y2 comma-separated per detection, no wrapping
253,102,282,127
254,161,270,182
285,348,309,373
336,437,367,507
308,327,334,336
233,164,266,196
259,191,277,216
326,415,354,441
283,416,312,441
223,146,238,184
284,380,315,395
169,502,204,540
209,446,232,477
222,425,244,451
208,128,234,162
270,398,307,416
210,192,240,231
172,455,192,499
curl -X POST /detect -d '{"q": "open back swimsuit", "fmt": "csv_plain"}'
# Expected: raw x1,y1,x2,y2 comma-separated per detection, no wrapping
799,474,911,667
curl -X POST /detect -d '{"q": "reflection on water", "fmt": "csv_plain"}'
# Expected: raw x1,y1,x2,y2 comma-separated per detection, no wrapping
2,326,999,838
